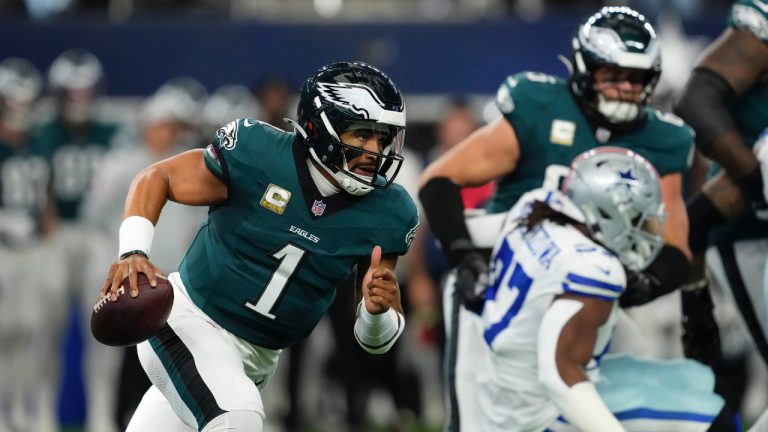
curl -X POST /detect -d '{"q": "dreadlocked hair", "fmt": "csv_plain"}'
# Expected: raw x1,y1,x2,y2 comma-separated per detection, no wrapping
518,200,586,233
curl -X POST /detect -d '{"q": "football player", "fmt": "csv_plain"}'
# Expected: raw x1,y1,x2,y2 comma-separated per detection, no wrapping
476,147,725,432
418,7,693,430
0,57,63,432
28,48,124,432
97,62,418,432
674,0,768,379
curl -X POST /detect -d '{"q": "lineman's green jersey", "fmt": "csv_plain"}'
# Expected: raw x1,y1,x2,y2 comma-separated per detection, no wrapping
28,119,119,220
179,119,418,349
486,72,693,214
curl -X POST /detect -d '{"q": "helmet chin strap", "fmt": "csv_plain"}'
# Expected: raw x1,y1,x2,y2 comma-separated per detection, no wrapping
305,139,374,197
335,157,374,196
596,94,640,123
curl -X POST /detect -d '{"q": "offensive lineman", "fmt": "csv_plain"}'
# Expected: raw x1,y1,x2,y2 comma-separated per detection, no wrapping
418,7,694,430
99,62,418,431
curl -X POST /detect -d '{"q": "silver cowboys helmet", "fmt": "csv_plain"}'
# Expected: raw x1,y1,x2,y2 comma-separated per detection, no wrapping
571,6,661,125
562,147,665,270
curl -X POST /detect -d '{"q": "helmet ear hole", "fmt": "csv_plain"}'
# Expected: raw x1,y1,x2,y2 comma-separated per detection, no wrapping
598,208,611,219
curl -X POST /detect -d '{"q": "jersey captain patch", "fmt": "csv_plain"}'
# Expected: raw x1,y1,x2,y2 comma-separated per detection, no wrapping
260,183,291,214
550,119,576,146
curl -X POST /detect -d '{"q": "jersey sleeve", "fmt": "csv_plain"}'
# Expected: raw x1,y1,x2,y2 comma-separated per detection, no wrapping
203,118,287,188
496,72,559,129
728,0,768,44
645,110,695,176
559,246,626,301
378,186,420,256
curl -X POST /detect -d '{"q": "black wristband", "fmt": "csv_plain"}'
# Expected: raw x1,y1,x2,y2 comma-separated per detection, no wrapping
734,165,765,203
686,192,726,254
621,245,690,307
119,250,149,260
418,177,474,267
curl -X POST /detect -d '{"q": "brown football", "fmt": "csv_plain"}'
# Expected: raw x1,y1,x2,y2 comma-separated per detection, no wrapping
91,273,174,347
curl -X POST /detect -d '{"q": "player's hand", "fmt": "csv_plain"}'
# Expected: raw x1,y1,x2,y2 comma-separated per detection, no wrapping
455,251,489,314
681,282,722,368
362,245,398,315
99,254,164,301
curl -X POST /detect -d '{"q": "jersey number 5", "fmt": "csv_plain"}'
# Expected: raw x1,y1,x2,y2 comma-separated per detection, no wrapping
245,243,307,320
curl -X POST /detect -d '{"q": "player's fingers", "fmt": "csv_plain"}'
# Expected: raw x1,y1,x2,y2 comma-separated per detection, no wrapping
109,271,123,302
128,265,139,298
146,266,158,288
371,267,396,281
369,245,382,271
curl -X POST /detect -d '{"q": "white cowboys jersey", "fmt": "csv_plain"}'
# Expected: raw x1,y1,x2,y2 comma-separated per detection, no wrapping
477,188,627,432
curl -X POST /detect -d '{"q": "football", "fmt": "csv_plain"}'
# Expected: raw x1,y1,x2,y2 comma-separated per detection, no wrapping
91,273,174,347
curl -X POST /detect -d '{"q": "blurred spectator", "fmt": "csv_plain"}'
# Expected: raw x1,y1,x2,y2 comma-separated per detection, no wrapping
28,48,123,432
0,57,62,432
252,74,293,130
82,86,209,429
202,84,257,139
155,76,208,148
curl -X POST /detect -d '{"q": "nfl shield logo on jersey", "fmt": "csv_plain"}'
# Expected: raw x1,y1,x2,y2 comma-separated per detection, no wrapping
311,200,326,216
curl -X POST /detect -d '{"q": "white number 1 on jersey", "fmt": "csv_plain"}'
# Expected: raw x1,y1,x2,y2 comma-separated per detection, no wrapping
245,243,307,320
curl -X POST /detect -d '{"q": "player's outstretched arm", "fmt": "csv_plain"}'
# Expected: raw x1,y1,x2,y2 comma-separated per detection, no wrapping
99,149,228,301
418,118,519,307
538,294,626,432
353,246,405,354
675,27,768,194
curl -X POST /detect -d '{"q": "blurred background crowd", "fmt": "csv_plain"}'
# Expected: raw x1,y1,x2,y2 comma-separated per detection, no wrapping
0,0,765,431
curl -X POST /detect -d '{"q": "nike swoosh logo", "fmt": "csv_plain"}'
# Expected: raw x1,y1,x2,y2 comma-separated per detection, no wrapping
752,0,768,14
243,119,256,127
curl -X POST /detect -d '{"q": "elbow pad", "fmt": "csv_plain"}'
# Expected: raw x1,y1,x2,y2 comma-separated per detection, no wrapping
619,246,690,307
674,68,736,151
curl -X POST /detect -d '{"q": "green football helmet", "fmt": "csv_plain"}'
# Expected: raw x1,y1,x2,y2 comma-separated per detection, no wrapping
290,61,406,196
48,48,104,125
570,6,661,125
0,57,42,132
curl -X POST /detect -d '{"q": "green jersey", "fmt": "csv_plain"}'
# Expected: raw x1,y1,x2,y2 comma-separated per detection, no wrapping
29,119,119,220
486,72,693,214
709,1,768,245
0,140,49,245
179,119,418,349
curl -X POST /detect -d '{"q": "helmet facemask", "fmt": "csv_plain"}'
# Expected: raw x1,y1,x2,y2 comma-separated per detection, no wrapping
570,7,661,126
295,62,406,196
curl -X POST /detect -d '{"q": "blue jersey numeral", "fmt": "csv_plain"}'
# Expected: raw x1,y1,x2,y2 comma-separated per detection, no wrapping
484,239,533,345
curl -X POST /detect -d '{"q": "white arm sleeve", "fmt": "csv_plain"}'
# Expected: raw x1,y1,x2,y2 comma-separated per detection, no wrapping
353,301,405,354
538,298,626,432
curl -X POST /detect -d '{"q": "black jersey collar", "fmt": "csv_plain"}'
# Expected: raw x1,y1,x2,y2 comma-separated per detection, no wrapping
291,139,364,218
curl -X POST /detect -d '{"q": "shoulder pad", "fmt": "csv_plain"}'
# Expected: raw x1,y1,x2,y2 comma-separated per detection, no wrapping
729,0,768,43
560,239,626,301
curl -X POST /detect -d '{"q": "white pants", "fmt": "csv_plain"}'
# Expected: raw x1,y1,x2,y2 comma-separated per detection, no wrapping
708,239,768,365
127,273,280,431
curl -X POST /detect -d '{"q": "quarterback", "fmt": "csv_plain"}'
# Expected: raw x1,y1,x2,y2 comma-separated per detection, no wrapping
99,62,418,431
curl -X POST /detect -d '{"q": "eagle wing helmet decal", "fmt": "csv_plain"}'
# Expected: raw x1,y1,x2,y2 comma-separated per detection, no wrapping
316,82,404,125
